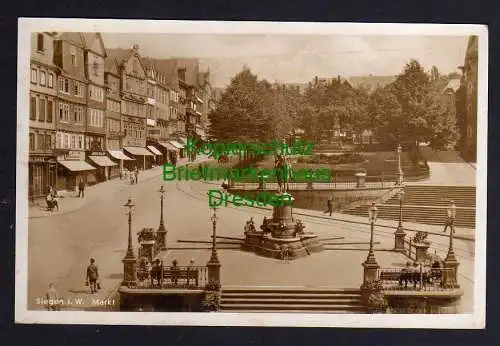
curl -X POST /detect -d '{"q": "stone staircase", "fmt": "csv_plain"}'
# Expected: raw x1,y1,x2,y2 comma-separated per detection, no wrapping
343,185,476,229
220,287,366,313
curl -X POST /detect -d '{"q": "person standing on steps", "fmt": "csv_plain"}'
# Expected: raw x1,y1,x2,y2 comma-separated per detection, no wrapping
78,179,85,198
324,196,333,216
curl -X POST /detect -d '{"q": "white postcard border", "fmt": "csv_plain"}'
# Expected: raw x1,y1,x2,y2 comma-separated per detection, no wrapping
15,18,488,328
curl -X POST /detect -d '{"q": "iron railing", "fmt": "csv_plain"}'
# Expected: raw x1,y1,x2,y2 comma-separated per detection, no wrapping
135,265,208,290
376,267,456,292
229,178,398,191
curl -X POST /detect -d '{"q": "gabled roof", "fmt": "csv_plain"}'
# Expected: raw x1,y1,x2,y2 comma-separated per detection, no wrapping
57,32,85,48
106,48,133,66
104,56,119,75
80,32,107,57
442,78,461,93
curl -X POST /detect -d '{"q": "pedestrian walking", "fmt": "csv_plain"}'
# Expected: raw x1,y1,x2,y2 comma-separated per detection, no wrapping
78,179,85,198
45,283,61,311
135,169,139,184
85,258,99,294
323,196,333,216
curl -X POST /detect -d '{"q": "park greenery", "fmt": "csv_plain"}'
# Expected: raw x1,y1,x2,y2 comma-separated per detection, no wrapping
208,60,459,151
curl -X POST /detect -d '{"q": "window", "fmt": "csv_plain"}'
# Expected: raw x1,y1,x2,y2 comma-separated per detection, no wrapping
40,71,46,86
70,46,77,67
71,135,76,149
47,73,53,88
31,68,37,84
30,96,36,120
56,133,62,149
78,135,83,149
74,106,83,123
37,134,44,151
59,103,70,122
59,77,69,94
45,134,52,150
29,133,35,150
37,33,44,52
64,134,69,149
93,60,99,77
47,100,53,123
39,98,45,121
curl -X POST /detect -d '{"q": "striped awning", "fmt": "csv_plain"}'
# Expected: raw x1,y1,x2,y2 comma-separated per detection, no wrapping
169,141,184,149
158,141,178,151
89,156,118,167
58,160,96,172
108,150,134,161
124,147,154,156
147,146,162,156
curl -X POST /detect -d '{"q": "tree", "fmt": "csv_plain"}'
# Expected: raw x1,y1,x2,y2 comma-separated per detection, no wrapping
208,68,270,142
368,87,403,147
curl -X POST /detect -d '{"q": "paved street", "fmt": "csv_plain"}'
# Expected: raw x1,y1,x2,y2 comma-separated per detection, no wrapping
28,161,475,313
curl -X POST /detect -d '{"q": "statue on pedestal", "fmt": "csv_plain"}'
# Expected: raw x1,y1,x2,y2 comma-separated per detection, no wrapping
275,139,293,193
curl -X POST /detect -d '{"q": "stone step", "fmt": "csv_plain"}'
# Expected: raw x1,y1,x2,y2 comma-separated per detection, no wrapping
222,287,361,294
221,293,361,299
221,298,364,305
219,304,366,312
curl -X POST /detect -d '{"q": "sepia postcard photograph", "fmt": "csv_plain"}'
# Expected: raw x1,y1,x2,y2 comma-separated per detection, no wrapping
15,19,487,328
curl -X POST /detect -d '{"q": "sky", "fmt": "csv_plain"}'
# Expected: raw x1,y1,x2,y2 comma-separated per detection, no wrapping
102,33,469,87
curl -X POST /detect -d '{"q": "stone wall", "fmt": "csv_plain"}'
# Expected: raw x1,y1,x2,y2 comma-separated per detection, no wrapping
119,289,205,312
229,187,396,212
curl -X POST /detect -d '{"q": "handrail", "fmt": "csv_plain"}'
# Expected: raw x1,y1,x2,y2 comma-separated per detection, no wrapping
376,267,456,291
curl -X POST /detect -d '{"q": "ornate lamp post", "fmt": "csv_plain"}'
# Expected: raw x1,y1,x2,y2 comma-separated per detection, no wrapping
363,202,380,283
122,198,137,287
206,208,221,288
444,201,460,288
157,185,167,250
394,188,406,251
397,144,404,185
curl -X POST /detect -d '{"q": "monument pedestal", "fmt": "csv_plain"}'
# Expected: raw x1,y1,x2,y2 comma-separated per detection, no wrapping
243,193,324,260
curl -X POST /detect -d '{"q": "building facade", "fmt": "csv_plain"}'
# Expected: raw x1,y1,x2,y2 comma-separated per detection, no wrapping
53,33,96,191
29,32,58,200
459,36,478,162
82,33,112,183
104,49,125,177
107,45,152,170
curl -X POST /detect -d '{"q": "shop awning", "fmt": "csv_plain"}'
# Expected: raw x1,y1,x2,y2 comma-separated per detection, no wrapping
178,137,188,145
89,156,118,167
147,146,162,156
169,140,184,149
158,141,178,151
124,146,154,156
58,160,96,172
108,150,134,161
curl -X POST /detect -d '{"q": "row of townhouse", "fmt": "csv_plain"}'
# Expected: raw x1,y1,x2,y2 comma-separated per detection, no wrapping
29,32,216,201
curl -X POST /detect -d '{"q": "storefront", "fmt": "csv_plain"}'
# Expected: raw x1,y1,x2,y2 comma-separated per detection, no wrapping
88,154,118,182
123,146,155,171
108,150,134,177
28,155,57,201
157,142,177,165
147,145,162,167
169,140,185,160
56,159,97,192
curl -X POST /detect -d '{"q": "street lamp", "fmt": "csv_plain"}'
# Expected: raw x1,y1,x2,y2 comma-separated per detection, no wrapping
366,202,379,265
394,188,406,251
397,144,403,185
122,198,137,287
157,185,167,250
362,202,380,283
445,201,457,262
206,208,221,288
443,200,459,288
